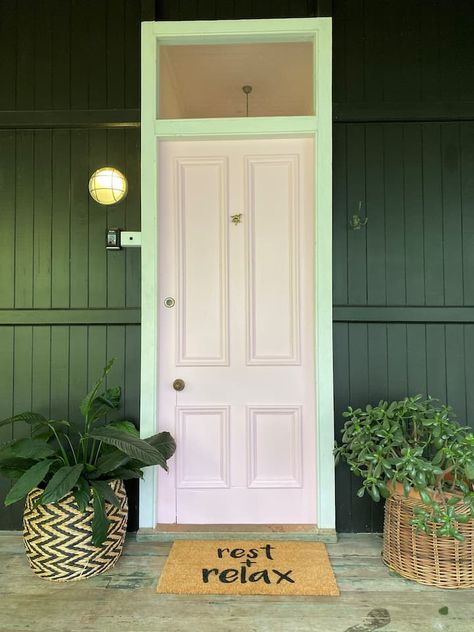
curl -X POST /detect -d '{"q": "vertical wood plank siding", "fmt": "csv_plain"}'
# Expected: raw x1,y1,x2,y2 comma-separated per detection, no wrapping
0,0,141,112
333,0,474,110
155,0,319,20
0,0,145,531
331,0,474,532
0,325,141,529
0,129,141,310
333,323,474,530
333,122,474,308
333,121,474,530
1,0,474,535
0,126,141,528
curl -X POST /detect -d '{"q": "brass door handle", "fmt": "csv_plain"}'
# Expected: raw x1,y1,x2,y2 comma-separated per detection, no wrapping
173,379,185,392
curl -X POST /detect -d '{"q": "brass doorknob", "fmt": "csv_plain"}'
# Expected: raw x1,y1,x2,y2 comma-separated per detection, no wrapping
173,379,185,392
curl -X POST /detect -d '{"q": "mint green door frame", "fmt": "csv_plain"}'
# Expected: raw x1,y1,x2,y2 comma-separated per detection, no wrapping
140,18,334,533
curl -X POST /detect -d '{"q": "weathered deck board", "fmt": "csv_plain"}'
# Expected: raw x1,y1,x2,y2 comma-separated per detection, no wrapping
1,533,473,632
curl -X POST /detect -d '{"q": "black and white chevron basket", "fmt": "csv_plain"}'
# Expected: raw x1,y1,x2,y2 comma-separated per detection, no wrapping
23,480,128,582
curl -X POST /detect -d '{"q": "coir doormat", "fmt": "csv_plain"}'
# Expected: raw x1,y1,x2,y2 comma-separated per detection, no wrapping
156,540,339,596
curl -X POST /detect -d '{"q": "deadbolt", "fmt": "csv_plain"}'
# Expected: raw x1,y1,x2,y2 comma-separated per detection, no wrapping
164,297,175,308
173,378,185,392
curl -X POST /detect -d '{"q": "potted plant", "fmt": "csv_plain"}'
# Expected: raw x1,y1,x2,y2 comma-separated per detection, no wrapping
0,359,176,582
334,395,474,588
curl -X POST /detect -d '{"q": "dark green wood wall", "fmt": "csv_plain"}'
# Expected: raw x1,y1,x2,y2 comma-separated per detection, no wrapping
0,0,153,530
332,0,474,531
1,0,473,533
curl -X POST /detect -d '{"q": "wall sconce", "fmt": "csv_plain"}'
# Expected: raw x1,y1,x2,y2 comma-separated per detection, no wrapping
88,167,128,205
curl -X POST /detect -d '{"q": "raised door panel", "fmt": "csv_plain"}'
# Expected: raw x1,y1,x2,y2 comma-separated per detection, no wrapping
247,406,303,488
176,157,229,366
176,406,230,488
246,155,300,365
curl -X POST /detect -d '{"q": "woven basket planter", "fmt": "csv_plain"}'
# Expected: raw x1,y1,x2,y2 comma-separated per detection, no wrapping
23,479,128,582
383,492,474,589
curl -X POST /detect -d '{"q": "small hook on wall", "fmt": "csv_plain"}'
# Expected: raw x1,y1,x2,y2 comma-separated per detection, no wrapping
349,201,368,230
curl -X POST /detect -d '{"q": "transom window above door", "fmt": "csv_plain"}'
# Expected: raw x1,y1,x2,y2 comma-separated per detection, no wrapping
158,42,314,119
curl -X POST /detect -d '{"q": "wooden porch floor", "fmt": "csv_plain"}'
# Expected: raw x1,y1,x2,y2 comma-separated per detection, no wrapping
1,533,473,632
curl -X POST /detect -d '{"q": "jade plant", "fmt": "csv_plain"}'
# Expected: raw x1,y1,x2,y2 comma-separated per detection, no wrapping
0,359,175,546
334,395,474,540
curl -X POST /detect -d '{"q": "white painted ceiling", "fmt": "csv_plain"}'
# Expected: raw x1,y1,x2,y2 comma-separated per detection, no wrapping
159,42,314,119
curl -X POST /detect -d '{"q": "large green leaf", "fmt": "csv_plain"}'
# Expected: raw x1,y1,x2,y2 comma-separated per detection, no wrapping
10,438,56,460
39,463,84,504
0,442,17,461
0,412,47,428
145,431,176,460
89,428,168,469
0,457,37,477
94,386,121,411
101,467,143,481
73,476,91,512
106,420,139,437
4,460,54,506
92,423,140,476
91,481,120,507
80,359,115,419
94,448,131,476
0,464,28,480
91,488,110,547
31,419,70,439
30,429,53,442
87,387,122,425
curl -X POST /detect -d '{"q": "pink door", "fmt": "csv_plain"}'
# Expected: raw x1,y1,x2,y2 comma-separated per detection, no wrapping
157,138,316,524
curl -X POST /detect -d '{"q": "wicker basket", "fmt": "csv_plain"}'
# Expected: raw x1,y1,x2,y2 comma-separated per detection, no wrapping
383,492,474,589
23,479,128,582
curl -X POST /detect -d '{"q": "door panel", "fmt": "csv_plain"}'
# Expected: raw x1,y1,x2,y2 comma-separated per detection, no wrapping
246,155,300,364
176,406,230,488
175,157,229,365
158,138,315,524
247,406,303,488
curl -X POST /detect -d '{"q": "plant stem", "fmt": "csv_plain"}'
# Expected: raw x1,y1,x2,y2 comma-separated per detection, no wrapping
79,435,87,464
49,424,70,466
93,441,103,465
89,439,97,464
89,439,104,465
63,434,78,464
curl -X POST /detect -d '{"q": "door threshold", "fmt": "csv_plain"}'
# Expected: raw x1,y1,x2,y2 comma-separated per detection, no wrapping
137,525,337,543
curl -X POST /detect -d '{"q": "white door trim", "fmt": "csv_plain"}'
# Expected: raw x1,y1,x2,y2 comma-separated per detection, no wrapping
140,17,335,531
